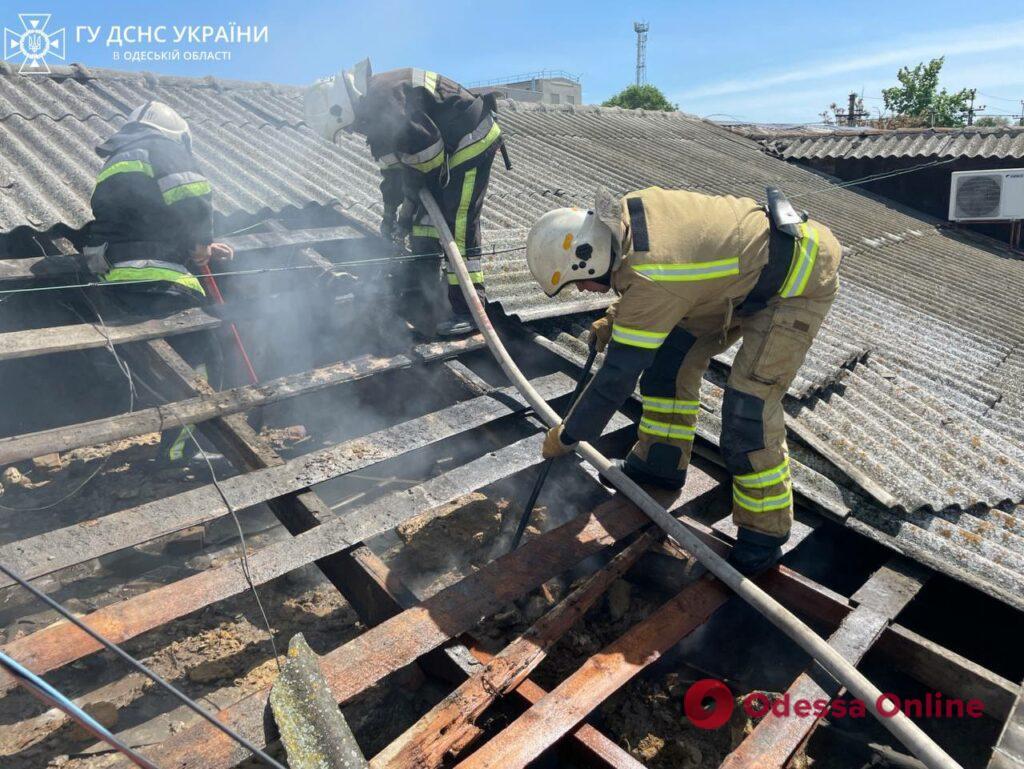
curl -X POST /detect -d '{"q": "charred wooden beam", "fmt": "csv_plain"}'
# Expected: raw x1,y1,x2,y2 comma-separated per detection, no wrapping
412,335,486,362
467,649,648,769
989,677,1024,769
0,226,365,284
371,531,658,769
0,415,631,691
0,373,576,589
720,558,929,769
0,353,410,466
0,307,220,361
454,576,733,769
104,470,724,769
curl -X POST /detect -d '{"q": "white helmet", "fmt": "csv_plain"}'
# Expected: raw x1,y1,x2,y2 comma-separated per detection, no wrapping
527,202,617,297
128,101,191,149
304,58,372,143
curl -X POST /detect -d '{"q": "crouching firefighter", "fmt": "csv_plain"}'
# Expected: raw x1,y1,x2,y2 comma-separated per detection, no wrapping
304,59,507,336
527,187,841,574
83,101,235,464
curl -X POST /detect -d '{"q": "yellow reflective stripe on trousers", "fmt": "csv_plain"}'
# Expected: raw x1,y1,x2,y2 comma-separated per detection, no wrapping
610,323,669,350
412,224,438,238
162,180,212,205
453,168,478,255
447,271,484,285
780,223,820,298
733,486,792,513
734,459,790,490
96,160,154,184
449,122,501,168
102,266,205,295
639,417,696,441
631,258,739,282
641,395,700,415
166,363,206,461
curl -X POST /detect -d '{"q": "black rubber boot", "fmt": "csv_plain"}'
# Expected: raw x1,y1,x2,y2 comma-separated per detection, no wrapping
435,312,477,337
728,526,790,576
599,458,687,491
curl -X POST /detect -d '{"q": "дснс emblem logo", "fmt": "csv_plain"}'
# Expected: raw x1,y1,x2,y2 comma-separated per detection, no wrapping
4,14,66,74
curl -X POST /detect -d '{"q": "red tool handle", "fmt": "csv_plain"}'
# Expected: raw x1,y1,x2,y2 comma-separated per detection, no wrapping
199,264,259,385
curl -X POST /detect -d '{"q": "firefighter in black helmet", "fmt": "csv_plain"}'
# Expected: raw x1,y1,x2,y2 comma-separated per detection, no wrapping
84,101,234,463
306,59,502,336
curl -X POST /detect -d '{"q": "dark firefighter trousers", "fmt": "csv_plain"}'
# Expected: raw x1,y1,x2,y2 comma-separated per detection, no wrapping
409,143,498,315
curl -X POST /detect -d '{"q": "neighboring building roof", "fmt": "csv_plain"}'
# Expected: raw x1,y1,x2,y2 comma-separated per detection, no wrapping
733,125,1024,162
3,65,1024,605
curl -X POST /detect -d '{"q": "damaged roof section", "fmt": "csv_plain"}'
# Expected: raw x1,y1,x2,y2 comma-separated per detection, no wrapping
3,66,1024,556
531,318,1024,613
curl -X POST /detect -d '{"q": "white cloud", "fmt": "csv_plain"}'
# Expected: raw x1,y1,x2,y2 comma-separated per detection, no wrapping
680,18,1024,100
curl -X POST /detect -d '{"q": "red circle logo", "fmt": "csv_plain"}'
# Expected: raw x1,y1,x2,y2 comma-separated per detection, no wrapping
684,679,734,730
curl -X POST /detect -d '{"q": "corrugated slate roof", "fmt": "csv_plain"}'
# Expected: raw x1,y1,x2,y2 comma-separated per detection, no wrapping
738,125,1024,162
0,64,384,232
3,65,1024,603
531,319,1024,613
476,102,1024,515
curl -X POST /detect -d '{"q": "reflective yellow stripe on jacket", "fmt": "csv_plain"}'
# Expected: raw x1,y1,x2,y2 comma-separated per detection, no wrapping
96,159,154,184
780,223,820,298
102,263,205,296
449,121,501,169
610,323,669,350
631,258,739,282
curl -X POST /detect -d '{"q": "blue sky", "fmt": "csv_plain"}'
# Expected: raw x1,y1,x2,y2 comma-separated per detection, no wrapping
12,0,1024,123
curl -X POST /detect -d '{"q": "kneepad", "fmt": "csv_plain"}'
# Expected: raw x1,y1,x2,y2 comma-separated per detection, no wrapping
720,388,766,474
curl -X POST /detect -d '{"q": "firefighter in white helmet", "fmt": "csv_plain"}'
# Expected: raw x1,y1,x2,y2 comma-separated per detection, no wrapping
305,59,505,336
526,186,842,574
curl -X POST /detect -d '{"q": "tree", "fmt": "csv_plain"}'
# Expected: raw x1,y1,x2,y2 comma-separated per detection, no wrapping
881,57,974,127
602,84,678,111
975,116,1010,127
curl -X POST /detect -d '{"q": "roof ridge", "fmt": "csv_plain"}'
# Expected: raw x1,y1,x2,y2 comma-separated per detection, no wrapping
498,99,700,120
0,61,302,93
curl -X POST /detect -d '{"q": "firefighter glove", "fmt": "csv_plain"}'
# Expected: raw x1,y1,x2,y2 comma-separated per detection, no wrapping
589,315,613,353
542,424,576,459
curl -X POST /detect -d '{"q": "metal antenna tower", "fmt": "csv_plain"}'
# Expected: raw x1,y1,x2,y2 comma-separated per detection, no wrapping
633,21,649,86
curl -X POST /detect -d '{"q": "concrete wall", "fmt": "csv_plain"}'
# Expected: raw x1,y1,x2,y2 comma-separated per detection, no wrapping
470,77,582,106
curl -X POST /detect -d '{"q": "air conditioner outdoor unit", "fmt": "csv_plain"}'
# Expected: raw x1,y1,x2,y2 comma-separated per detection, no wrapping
949,168,1024,222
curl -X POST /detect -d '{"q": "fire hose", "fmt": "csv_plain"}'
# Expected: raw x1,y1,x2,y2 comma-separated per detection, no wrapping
419,189,961,769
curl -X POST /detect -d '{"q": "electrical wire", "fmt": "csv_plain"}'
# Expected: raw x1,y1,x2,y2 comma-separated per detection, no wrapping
787,156,961,201
0,243,530,299
1,287,285,752
123,366,283,671
0,561,286,769
0,650,161,769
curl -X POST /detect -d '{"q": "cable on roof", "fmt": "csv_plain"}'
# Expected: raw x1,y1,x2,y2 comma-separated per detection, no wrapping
0,243,530,299
787,156,961,201
0,650,161,769
0,559,288,769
